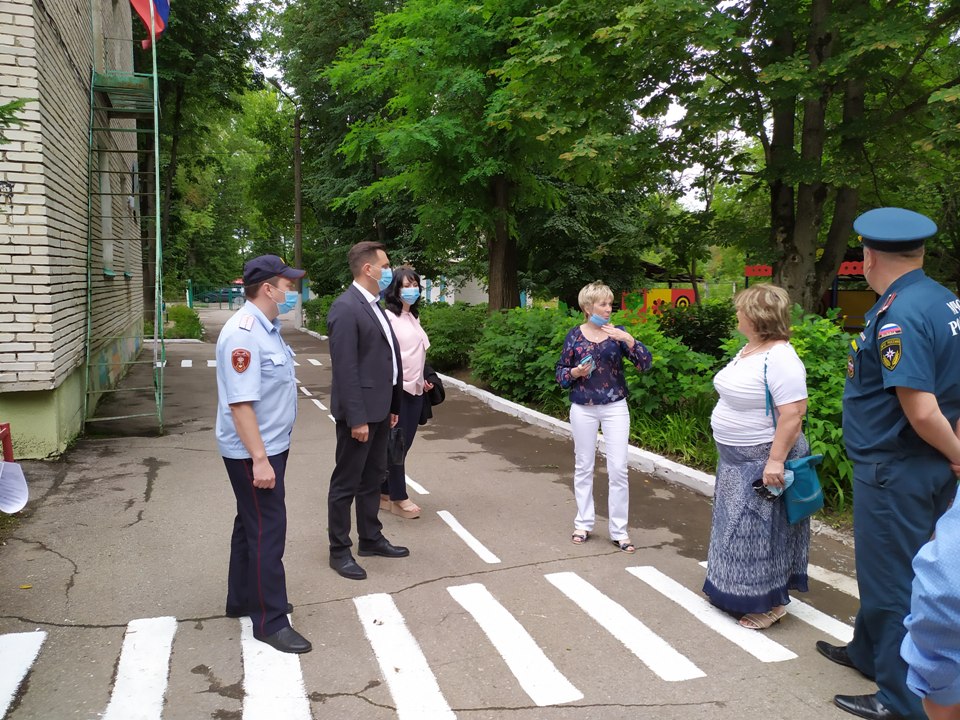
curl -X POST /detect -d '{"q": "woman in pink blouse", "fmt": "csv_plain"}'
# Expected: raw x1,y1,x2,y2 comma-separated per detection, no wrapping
380,266,433,519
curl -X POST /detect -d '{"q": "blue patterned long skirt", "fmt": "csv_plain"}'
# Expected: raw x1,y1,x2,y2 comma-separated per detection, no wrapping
703,438,811,614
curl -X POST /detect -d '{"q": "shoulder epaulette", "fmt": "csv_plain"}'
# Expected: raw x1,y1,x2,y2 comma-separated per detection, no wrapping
238,314,255,331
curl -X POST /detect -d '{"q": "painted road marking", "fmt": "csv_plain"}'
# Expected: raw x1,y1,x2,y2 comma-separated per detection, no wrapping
628,566,796,662
437,510,501,564
699,561,853,643
207,360,217,368
180,359,192,368
405,474,429,495
808,563,860,599
293,361,300,366
327,414,336,423
308,359,322,366
354,593,455,720
239,617,311,720
311,399,327,411
101,617,178,720
545,572,704,682
448,583,582,706
0,631,46,718
299,386,312,397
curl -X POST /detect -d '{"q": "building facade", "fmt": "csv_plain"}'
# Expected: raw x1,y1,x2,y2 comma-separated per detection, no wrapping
0,0,144,457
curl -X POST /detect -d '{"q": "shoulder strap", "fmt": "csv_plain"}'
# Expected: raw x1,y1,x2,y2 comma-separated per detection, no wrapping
764,353,777,429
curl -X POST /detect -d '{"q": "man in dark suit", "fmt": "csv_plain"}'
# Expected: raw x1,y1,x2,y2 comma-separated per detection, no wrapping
326,241,409,580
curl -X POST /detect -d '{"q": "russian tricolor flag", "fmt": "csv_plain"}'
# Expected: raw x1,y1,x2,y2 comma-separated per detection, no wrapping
130,0,170,47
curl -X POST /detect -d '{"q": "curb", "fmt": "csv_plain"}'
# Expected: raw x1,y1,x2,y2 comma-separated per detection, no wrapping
436,373,717,498
299,327,328,342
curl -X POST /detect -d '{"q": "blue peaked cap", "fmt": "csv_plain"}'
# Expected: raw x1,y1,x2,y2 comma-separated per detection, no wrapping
854,207,937,251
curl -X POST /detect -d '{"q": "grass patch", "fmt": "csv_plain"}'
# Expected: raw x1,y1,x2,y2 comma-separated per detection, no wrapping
0,512,20,542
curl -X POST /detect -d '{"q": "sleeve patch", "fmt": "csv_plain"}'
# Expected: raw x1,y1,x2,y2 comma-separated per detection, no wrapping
877,323,902,339
232,348,252,373
880,337,902,370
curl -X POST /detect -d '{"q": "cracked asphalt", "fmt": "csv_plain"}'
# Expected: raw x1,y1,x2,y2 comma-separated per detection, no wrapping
0,307,868,719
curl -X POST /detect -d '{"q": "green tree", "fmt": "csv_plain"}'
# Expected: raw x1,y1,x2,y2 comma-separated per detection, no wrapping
326,0,656,310
501,0,960,310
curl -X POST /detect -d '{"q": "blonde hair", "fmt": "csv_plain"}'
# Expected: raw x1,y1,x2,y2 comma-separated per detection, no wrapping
578,282,614,313
734,284,791,341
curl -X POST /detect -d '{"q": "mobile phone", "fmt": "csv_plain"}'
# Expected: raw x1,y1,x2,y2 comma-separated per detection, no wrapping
579,354,594,377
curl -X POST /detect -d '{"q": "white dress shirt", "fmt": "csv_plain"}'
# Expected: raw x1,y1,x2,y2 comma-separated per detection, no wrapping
352,280,398,385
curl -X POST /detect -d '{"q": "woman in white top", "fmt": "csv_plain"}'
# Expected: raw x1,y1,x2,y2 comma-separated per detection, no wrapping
703,284,811,630
380,266,433,519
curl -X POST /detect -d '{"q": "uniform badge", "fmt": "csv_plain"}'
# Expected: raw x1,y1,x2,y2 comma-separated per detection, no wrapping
879,292,897,314
232,348,252,373
847,354,855,379
879,337,901,371
877,323,902,339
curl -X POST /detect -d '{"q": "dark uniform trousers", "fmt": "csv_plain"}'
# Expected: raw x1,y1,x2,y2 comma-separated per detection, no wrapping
224,451,290,638
328,416,389,555
847,455,957,719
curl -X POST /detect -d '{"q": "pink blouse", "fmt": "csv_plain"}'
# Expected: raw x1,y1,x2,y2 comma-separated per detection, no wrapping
386,310,431,395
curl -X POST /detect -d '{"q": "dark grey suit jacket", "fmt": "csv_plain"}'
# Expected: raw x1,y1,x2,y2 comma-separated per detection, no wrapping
327,284,402,427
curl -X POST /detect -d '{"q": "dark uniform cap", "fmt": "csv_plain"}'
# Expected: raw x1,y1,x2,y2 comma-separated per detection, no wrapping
854,207,937,252
243,255,306,285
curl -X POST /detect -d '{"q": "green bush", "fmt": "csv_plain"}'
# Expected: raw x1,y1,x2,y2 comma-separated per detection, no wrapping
166,304,203,339
657,298,736,360
470,307,574,416
419,302,487,371
303,294,337,336
616,310,721,468
784,307,853,511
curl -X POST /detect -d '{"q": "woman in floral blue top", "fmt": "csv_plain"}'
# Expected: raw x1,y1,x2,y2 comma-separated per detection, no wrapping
556,282,653,552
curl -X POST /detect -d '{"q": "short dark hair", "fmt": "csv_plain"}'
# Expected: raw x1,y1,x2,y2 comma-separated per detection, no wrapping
384,266,423,317
348,241,387,277
244,277,279,299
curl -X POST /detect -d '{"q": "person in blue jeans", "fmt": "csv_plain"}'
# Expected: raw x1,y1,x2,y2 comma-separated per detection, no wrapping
555,281,652,553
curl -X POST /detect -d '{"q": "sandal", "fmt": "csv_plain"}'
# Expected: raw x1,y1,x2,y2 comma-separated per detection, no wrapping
391,500,421,519
571,531,589,545
612,539,636,554
739,606,787,630
380,494,392,512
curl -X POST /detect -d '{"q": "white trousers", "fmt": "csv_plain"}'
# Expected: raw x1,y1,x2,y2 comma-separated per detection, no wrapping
570,399,631,540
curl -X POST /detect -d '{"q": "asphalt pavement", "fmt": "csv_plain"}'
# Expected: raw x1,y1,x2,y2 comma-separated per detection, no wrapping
0,306,869,720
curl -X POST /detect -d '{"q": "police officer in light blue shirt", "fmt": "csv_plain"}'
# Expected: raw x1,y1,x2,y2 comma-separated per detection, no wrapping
902,501,960,720
215,254,312,654
816,209,960,720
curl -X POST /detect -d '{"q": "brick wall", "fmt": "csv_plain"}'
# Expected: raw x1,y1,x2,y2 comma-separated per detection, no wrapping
0,0,144,394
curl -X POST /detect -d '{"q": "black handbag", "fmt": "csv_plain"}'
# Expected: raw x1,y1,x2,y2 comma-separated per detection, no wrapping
387,426,405,466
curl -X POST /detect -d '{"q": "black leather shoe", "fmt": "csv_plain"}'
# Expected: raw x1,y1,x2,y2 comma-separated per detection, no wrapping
816,641,875,680
226,603,293,619
834,694,905,720
358,537,410,558
254,626,312,654
330,554,367,580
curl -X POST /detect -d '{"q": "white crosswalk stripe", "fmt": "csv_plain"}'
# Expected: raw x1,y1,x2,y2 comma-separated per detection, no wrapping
698,561,854,642
239,617,311,720
0,631,45,718
1,562,861,718
308,358,322,366
102,617,178,720
207,360,217,368
180,359,192,368
354,593,456,720
448,583,583,706
546,571,705,681
628,566,797,662
437,510,501,563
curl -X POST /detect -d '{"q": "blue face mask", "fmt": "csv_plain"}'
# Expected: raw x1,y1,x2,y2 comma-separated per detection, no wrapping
589,313,609,326
400,287,421,305
373,266,393,293
274,288,298,314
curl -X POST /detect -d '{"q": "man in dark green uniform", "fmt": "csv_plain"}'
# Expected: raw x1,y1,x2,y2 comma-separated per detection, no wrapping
817,208,960,720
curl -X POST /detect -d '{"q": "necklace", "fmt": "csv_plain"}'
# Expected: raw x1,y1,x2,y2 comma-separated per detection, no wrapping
739,342,770,358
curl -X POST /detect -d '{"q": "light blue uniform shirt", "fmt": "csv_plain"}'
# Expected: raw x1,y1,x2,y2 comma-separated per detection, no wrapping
215,302,298,459
902,501,960,706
